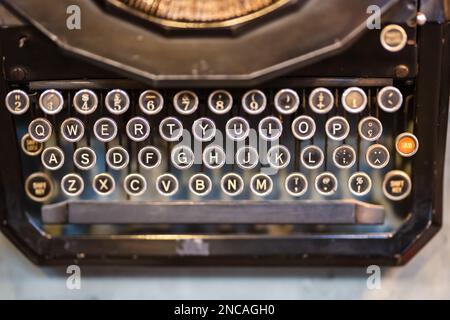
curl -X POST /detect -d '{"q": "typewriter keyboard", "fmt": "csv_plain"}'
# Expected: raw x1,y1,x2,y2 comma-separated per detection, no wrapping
5,81,417,231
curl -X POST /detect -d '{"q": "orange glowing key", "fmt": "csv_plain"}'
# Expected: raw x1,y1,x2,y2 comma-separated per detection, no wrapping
396,133,419,157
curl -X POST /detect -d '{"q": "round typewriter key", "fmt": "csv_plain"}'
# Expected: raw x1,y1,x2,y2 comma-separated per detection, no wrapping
383,170,412,201
236,146,259,170
28,118,52,143
73,147,97,170
25,172,54,202
274,89,300,115
60,117,85,143
301,145,324,170
189,173,212,196
124,173,147,197
380,24,408,52
333,145,356,169
395,132,419,157
325,116,350,141
203,145,226,169
366,144,390,169
156,173,179,196
105,89,130,115
377,86,403,113
285,173,308,197
358,116,383,141
73,89,98,115
93,173,115,196
39,89,64,115
267,145,291,169
93,117,118,142
208,90,233,114
292,115,316,140
41,147,64,171
192,117,216,142
221,173,244,196
348,172,372,197
61,173,84,197
342,87,367,113
225,117,250,141
21,133,43,156
259,116,283,141
173,90,199,115
309,88,334,114
126,116,150,142
242,89,267,115
171,146,195,169
159,117,183,142
138,146,162,169
315,172,338,196
139,90,164,115
106,146,129,170
250,173,273,197
5,89,30,115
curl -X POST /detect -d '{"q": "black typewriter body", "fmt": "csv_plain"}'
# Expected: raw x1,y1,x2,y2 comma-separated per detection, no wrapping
0,0,449,266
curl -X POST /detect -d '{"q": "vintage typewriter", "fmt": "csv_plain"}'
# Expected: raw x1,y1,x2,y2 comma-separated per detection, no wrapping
0,0,449,265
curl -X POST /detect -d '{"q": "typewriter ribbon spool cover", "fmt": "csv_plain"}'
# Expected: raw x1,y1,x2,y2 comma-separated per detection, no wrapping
106,0,292,29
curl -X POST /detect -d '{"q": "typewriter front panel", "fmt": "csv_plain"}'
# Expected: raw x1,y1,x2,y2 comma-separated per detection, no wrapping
0,0,448,265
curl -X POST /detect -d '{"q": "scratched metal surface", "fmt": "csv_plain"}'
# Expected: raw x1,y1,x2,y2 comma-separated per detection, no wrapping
0,116,449,300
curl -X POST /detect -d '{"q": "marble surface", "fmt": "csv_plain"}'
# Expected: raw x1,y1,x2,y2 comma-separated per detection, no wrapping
1,128,449,300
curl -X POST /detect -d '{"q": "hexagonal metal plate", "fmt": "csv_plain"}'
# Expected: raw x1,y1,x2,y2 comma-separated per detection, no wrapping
5,0,400,86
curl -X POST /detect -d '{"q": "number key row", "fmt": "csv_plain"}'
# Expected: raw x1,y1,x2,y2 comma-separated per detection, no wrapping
6,86,404,116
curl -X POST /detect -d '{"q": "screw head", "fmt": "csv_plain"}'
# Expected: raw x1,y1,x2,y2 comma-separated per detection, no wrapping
9,67,26,81
395,65,409,78
416,12,427,26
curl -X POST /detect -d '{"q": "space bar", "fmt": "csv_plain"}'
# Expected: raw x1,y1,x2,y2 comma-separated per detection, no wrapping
42,200,385,225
